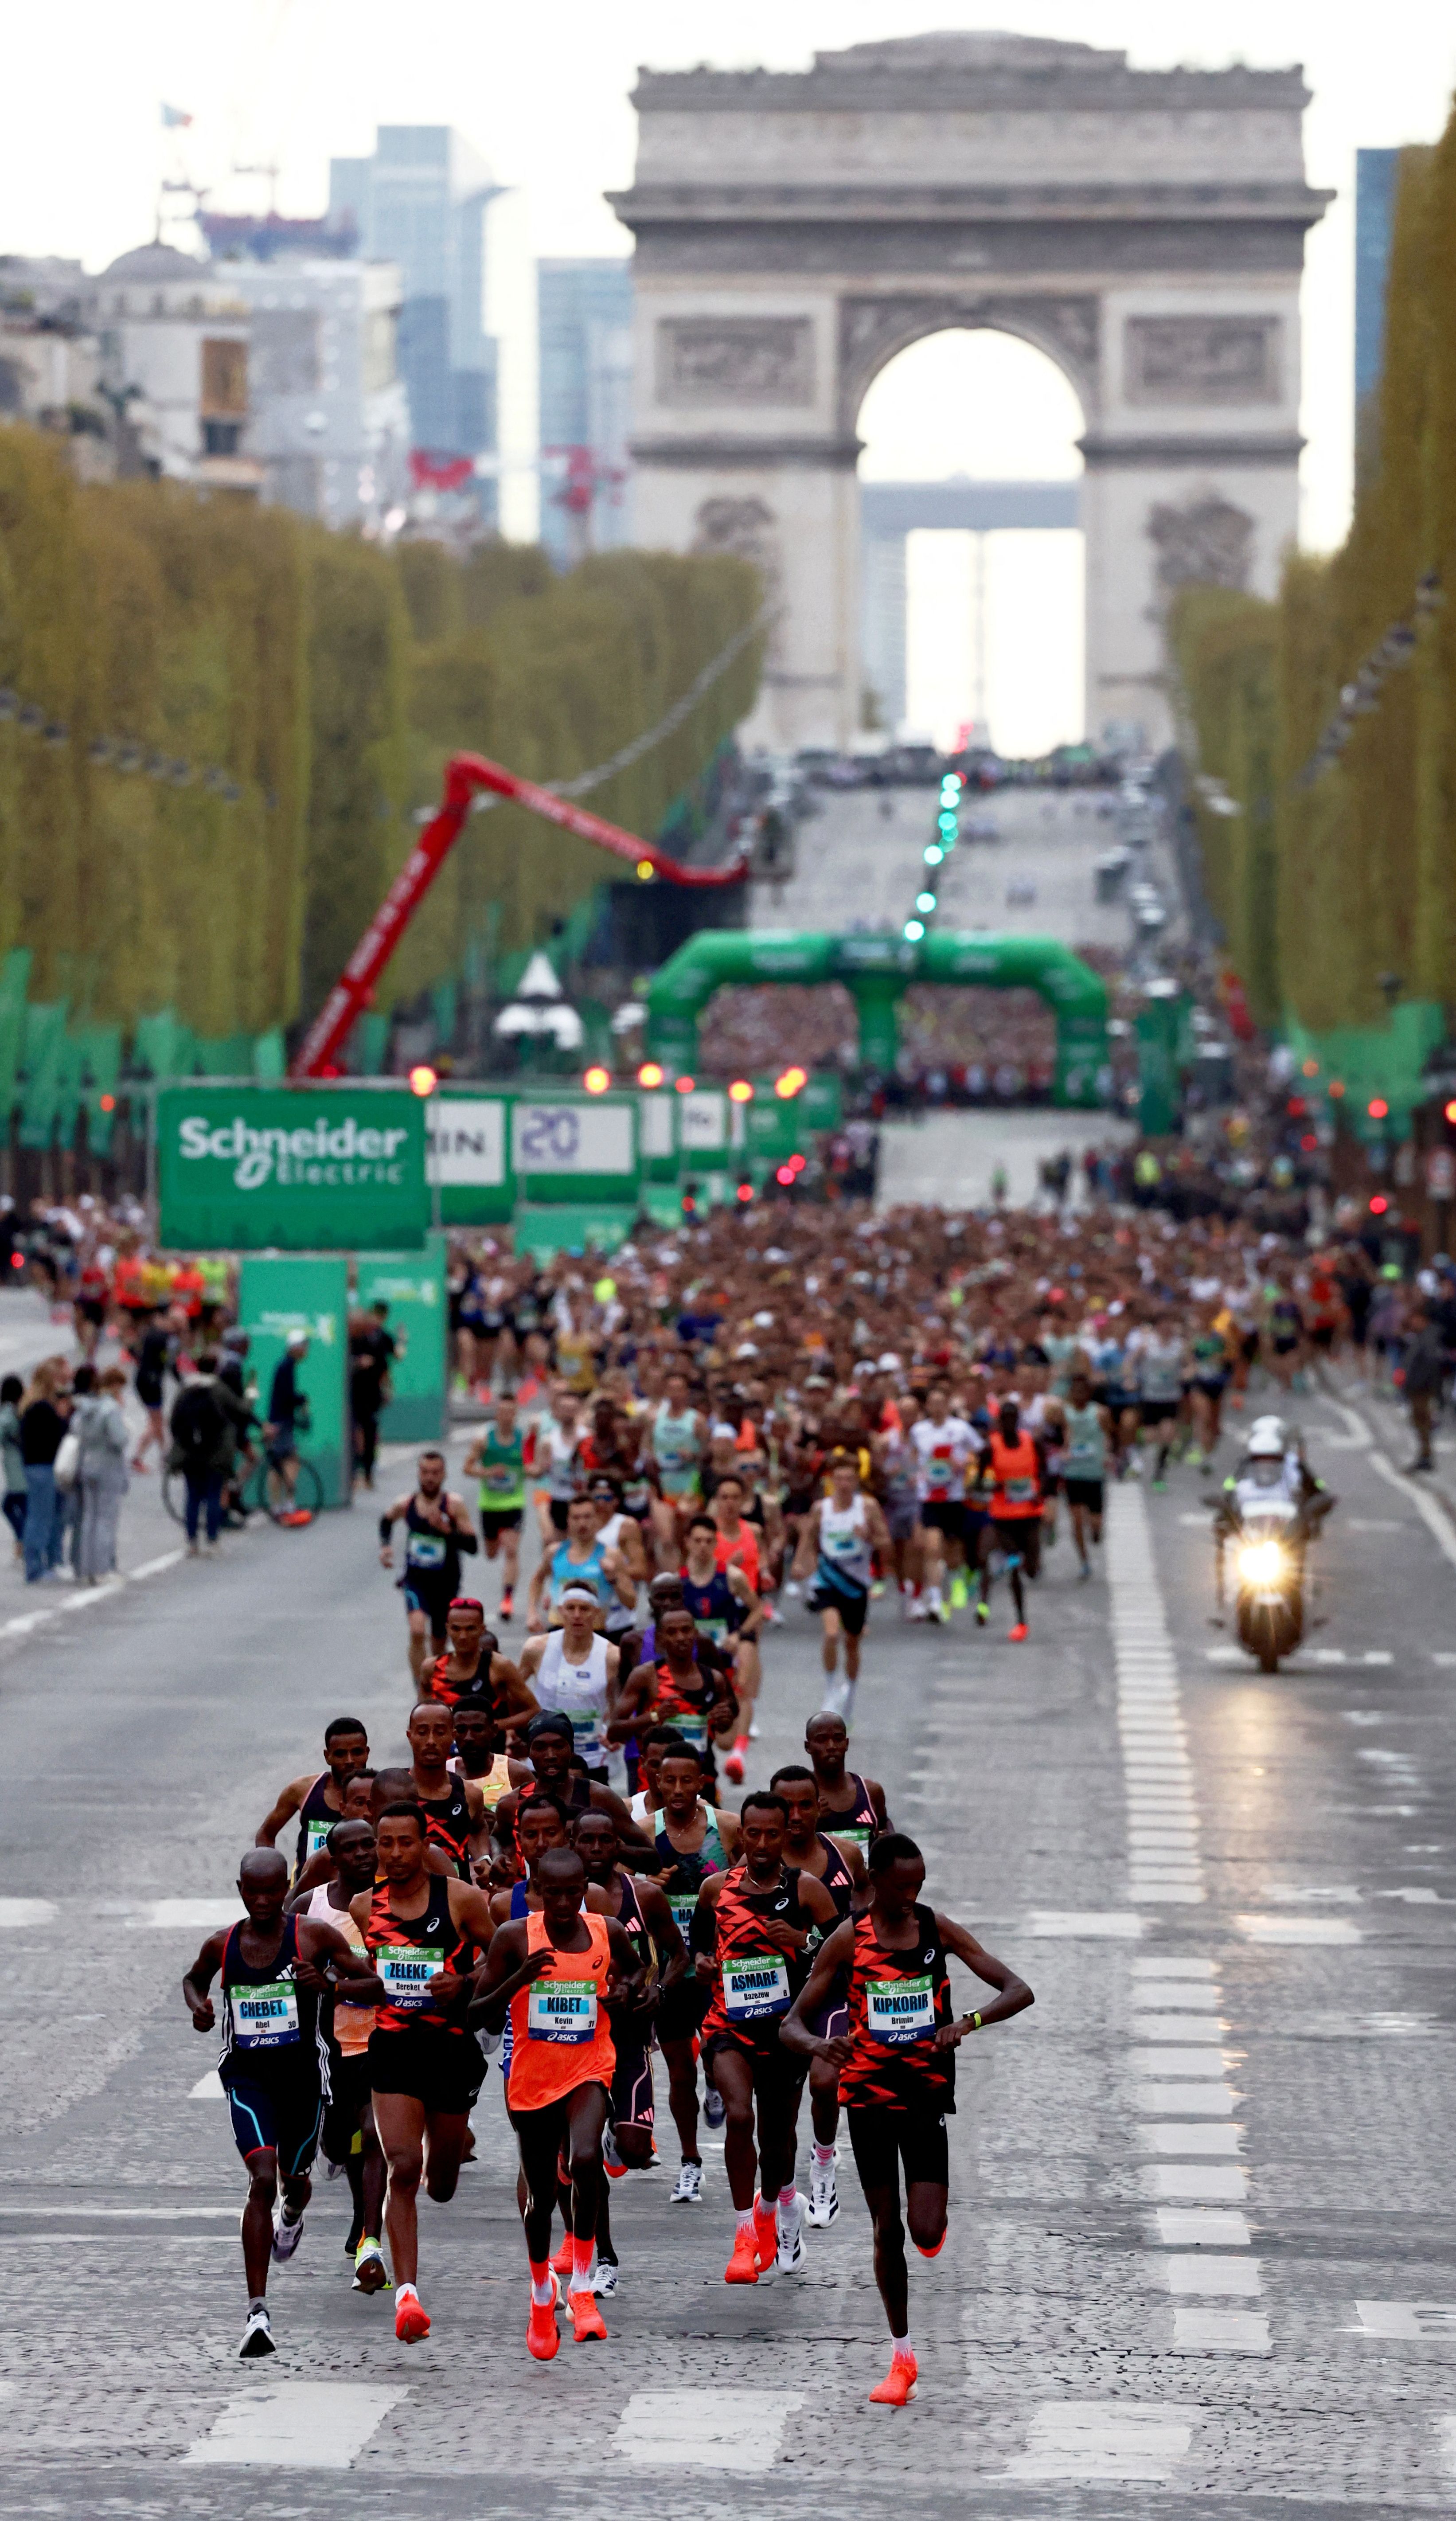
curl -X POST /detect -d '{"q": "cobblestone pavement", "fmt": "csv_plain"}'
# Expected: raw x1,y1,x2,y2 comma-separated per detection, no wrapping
2,1377,1455,2514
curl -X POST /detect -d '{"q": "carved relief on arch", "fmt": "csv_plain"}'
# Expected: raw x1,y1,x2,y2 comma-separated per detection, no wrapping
838,292,1100,432
1147,490,1254,610
691,495,782,655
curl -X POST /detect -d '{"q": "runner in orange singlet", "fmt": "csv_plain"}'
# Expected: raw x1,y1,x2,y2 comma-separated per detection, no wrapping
972,1398,1048,1643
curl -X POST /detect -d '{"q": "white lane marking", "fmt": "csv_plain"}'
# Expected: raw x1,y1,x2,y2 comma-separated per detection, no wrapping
190,2071,226,2099
1174,2308,1269,2353
1346,1518,1402,1532
131,1549,187,1580
1143,2165,1249,2203
1140,2125,1242,2158
1130,2017,1229,2042
1133,1958,1217,1978
183,2382,408,2469
1164,2254,1261,2294
1006,2403,1202,2483
1135,2085,1237,2116
613,2391,804,2474
1377,1887,1447,1903
1132,2048,1236,2078
1354,2302,1456,2338
1155,2208,1251,2247
0,1898,57,1927
1237,1914,1362,1946
1025,1911,1144,1939
1129,1885,1207,1903
0,2206,238,2219
1128,1986,1220,2010
1368,1448,1456,1570
130,1899,241,1930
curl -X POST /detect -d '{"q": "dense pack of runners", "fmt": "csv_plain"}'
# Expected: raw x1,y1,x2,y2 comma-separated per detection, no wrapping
185,1187,1410,2396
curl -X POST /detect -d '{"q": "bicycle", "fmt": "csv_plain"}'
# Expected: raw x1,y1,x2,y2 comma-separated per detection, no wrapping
163,1455,323,1529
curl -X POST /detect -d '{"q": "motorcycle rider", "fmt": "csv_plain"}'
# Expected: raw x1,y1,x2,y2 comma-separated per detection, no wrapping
1211,1417,1333,1620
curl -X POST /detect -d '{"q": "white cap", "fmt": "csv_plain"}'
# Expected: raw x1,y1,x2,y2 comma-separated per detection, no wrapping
1246,1426,1285,1458
286,1328,308,1352
877,1352,902,1372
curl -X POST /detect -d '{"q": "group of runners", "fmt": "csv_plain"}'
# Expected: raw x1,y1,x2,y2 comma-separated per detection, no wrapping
183,1192,1393,2399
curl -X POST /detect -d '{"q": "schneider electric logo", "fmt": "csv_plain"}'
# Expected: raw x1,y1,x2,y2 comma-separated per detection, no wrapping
178,1115,410,1192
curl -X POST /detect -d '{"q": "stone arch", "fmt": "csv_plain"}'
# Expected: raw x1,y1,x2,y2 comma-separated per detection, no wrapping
840,294,1098,439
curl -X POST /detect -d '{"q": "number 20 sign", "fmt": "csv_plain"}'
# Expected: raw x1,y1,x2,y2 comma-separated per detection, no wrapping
511,1101,635,1178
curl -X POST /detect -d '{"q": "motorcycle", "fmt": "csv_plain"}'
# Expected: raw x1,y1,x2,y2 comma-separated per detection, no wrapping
1228,1493,1304,1671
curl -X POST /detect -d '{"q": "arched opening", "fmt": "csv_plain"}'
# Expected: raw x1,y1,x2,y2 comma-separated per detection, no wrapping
857,329,1085,758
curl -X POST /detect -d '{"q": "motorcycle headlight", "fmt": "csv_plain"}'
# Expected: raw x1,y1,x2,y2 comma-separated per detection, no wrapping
1237,1540,1288,1584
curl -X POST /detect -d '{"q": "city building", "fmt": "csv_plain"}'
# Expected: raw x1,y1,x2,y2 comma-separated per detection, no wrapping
93,242,260,491
212,254,409,530
328,127,501,526
537,258,633,567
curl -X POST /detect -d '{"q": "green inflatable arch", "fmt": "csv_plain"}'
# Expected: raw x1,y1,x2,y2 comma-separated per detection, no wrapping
646,930,1109,1108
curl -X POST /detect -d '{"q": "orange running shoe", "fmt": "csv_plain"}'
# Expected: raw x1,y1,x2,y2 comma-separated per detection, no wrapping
394,2288,430,2344
724,2228,759,2283
869,2348,918,2406
567,2287,607,2342
1007,1623,1028,1644
723,1749,745,1786
752,2204,779,2284
550,2234,574,2276
527,2289,560,2361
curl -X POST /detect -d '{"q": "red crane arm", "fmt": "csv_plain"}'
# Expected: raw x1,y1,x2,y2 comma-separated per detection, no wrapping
290,749,746,1079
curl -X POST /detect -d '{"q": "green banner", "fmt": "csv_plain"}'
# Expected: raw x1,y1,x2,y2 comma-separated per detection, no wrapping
427,1090,514,1225
157,1083,429,1252
356,1242,447,1444
514,1203,638,1262
238,1254,351,1508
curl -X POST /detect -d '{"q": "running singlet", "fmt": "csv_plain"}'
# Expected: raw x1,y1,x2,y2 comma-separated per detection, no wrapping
680,1567,741,1645
1062,1401,1107,1480
816,1495,872,1601
507,1909,616,2110
476,1427,526,1513
910,1417,975,1503
533,1630,610,1769
653,1405,702,1499
655,1813,730,1942
986,1431,1042,1520
713,1522,760,1591
415,1775,476,1879
654,1663,716,1759
819,1772,880,1849
448,1751,514,1810
402,1496,464,1595
547,1537,611,1618
426,1648,497,1715
838,1902,955,2113
542,1422,583,1505
218,1912,329,2088
306,1886,375,2054
366,1875,472,2034
816,1832,858,1921
294,1773,344,1880
702,1867,813,2043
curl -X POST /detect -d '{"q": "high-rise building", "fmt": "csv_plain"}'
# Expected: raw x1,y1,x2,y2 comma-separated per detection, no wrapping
329,127,501,525
1355,148,1402,418
215,256,410,532
537,259,632,567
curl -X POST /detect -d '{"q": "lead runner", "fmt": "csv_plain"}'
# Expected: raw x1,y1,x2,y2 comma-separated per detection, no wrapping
781,1831,1033,2406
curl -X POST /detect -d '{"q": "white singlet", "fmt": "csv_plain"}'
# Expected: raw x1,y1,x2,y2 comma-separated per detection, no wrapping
533,1630,611,1770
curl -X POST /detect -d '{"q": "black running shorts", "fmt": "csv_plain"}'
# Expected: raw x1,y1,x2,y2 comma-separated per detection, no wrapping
847,2102,950,2193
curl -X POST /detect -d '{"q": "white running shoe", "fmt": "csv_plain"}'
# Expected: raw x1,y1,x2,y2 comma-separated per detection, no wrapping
592,2259,620,2297
907,1596,928,1622
238,2305,275,2358
271,2208,305,2263
776,2212,807,2275
670,2160,705,2204
806,2161,840,2228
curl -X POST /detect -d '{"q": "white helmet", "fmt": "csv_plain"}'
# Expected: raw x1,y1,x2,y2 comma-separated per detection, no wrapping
1246,1423,1286,1459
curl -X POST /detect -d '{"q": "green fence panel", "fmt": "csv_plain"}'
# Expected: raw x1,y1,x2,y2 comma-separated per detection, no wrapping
355,1242,448,1443
238,1253,351,1508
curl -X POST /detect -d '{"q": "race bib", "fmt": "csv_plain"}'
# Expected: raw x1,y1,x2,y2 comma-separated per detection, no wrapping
829,1822,871,1849
304,1816,334,1860
669,1895,698,1938
482,1466,514,1494
527,1979,597,2044
722,1956,790,2021
406,1533,448,1569
377,1945,444,2011
867,1974,935,2044
233,1980,300,2048
666,1709,708,1752
1003,1477,1036,1504
562,1707,603,1758
694,1616,729,1645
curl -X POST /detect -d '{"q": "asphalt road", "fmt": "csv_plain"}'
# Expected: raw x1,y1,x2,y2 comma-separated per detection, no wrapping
3,1355,1456,2514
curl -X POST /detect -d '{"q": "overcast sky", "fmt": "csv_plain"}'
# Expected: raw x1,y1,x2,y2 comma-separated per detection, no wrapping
5,1,1453,750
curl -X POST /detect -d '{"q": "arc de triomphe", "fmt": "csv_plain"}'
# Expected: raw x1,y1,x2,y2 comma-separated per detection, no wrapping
610,32,1329,754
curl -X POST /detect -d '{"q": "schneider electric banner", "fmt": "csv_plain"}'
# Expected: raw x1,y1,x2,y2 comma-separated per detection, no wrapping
157,1087,429,1251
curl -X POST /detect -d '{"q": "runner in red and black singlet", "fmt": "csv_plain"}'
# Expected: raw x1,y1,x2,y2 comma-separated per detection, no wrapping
422,1597,538,1742
696,1792,839,2289
783,1831,1033,2410
607,1601,738,1803
491,1713,652,1870
804,1711,890,1851
404,1702,487,1882
770,1763,868,2232
254,1716,371,1888
354,1801,497,2348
